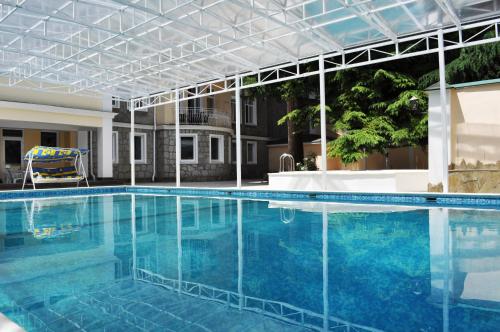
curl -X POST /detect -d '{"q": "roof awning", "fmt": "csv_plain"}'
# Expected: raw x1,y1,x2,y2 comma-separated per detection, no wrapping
0,0,499,99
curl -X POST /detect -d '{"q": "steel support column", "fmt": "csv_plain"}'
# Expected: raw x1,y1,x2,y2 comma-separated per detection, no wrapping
319,54,328,189
130,100,135,186
235,76,242,188
438,29,449,193
175,89,181,187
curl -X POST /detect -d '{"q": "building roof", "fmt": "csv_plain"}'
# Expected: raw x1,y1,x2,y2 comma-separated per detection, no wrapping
0,1,499,99
426,78,500,91
450,78,500,89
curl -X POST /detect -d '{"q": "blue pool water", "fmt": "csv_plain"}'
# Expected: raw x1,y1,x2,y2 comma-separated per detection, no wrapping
1,193,500,331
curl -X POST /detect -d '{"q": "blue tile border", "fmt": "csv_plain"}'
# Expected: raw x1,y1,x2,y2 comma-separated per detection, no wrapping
1,185,500,209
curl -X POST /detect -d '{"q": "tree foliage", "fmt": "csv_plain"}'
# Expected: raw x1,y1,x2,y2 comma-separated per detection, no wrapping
327,69,428,164
419,35,500,88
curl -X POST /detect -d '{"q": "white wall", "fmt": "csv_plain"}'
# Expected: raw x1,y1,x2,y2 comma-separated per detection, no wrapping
427,89,451,187
268,170,428,192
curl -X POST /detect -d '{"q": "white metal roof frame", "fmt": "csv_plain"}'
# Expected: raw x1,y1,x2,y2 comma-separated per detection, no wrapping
0,0,499,101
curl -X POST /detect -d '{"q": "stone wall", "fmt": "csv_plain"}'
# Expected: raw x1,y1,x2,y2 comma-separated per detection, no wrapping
157,128,234,181
429,161,500,193
89,127,153,181
449,161,500,193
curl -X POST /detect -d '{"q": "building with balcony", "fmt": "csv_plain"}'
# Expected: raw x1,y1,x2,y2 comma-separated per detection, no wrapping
107,92,288,182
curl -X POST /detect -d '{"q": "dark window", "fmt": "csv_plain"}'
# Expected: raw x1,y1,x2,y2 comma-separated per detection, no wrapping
2,129,22,137
5,140,22,165
207,96,215,109
41,132,57,147
211,137,219,160
231,141,236,163
181,136,195,161
134,136,142,161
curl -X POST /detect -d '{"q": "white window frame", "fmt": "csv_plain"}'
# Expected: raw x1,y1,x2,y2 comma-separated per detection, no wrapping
180,133,198,164
127,100,147,112
246,141,257,165
130,132,147,164
112,131,119,164
112,97,120,108
244,98,257,126
230,96,236,124
210,199,226,228
181,200,200,230
209,134,224,164
135,199,149,234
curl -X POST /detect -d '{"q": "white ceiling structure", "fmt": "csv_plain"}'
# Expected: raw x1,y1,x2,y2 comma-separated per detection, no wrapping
0,0,499,103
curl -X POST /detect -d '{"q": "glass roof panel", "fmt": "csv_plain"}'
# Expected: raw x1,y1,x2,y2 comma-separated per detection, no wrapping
0,0,498,99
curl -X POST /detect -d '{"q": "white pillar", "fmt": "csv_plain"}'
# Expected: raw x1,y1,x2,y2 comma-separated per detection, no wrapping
319,54,327,190
175,89,181,187
130,100,135,186
438,29,449,193
235,76,242,188
77,131,89,175
97,118,113,178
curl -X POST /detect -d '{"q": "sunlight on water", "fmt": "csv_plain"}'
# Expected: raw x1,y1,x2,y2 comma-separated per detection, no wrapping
0,194,499,331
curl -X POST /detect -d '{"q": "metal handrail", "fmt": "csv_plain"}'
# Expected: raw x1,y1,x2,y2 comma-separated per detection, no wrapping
175,107,231,128
279,153,295,172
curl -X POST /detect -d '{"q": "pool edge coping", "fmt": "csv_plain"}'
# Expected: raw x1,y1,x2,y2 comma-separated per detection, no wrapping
1,185,498,208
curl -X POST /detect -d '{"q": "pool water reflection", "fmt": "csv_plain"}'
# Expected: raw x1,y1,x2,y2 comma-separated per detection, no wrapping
0,194,499,331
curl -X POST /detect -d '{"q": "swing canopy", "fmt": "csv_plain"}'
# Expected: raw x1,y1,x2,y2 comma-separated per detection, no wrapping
24,146,88,163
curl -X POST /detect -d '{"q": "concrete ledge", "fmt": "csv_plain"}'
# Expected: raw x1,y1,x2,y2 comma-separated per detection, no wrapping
268,170,429,193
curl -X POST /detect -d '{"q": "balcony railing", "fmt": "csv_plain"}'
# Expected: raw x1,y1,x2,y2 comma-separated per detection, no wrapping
177,108,231,128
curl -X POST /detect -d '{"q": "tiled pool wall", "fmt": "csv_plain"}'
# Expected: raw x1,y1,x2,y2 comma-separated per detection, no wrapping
1,185,500,208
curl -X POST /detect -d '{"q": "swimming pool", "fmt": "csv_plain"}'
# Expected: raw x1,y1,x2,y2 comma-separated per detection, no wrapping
1,189,500,331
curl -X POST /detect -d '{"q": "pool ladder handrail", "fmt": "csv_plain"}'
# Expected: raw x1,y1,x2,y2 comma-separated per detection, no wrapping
280,208,295,224
279,153,295,172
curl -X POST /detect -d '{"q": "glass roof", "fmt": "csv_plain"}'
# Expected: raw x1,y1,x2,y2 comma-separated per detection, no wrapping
0,0,499,99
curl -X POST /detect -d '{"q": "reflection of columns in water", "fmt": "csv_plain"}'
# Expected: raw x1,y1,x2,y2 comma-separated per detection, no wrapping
131,194,137,280
102,195,115,255
429,208,449,332
443,208,450,332
177,196,182,293
322,205,329,331
237,199,243,310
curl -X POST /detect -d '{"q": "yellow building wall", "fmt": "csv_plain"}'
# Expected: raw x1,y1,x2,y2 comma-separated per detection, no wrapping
23,130,40,154
214,93,232,116
450,83,500,166
0,80,106,111
0,108,102,128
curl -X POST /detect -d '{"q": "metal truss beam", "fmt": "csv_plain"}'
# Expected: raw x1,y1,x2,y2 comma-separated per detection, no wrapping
434,0,462,28
132,17,500,110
